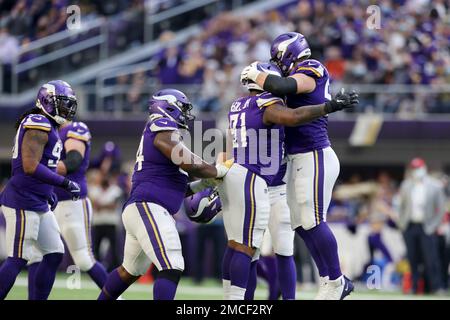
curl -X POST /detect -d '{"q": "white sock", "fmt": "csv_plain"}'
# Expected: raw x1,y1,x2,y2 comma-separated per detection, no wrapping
229,285,246,300
223,279,231,300
319,276,329,286
328,275,344,288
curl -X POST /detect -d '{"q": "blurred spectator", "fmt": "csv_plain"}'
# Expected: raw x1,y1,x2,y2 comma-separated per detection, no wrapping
196,59,225,113
89,170,123,271
397,158,446,293
0,27,19,92
90,141,122,175
436,173,450,290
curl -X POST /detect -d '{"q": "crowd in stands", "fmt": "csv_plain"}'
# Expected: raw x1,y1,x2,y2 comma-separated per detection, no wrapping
1,0,449,114
0,0,146,92
147,0,450,115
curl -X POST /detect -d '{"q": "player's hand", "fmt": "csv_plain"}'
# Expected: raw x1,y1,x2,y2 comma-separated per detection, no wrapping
240,61,260,84
215,159,234,178
189,178,223,193
325,89,359,113
62,178,81,201
48,192,58,211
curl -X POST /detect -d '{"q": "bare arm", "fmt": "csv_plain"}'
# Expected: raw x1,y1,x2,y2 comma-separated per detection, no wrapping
57,138,86,175
154,130,218,178
263,103,327,126
22,129,48,174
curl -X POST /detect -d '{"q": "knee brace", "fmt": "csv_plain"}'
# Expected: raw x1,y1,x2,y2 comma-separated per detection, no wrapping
71,248,95,272
157,269,182,284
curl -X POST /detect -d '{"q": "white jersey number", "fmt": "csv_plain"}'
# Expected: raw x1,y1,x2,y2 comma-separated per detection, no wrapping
48,140,62,168
324,78,331,100
135,135,144,171
12,129,20,159
230,112,247,148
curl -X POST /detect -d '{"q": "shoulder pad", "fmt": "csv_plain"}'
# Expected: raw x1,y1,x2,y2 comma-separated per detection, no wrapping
149,117,178,133
256,92,285,108
22,114,52,132
293,59,325,78
67,122,91,142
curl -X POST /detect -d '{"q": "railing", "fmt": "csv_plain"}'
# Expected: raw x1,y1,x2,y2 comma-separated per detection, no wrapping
72,72,450,119
2,0,261,95
144,0,262,42
5,8,144,94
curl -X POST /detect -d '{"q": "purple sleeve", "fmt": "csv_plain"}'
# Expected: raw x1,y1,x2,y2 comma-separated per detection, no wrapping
32,163,65,187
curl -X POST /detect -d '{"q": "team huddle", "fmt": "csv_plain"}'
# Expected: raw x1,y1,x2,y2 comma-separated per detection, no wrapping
0,32,359,300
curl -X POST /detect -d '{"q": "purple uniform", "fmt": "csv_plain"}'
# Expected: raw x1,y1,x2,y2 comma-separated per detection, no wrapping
268,162,287,187
229,92,285,185
54,122,91,201
125,115,189,215
285,59,331,154
1,114,62,212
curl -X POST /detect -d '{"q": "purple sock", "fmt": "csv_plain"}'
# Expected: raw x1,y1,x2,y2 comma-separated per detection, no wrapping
33,253,63,300
87,262,108,288
0,257,27,300
276,254,296,300
98,268,130,300
304,223,342,280
153,277,178,300
296,226,329,277
222,246,235,281
262,256,280,300
368,233,393,263
244,260,258,300
27,262,40,300
229,251,251,289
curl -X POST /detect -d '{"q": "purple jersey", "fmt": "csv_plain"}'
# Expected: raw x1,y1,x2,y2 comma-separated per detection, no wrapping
54,122,91,201
268,162,287,187
1,114,62,212
285,59,331,154
125,115,189,215
229,92,285,185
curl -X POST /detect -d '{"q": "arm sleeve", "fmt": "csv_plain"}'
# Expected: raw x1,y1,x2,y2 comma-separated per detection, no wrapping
263,74,298,96
32,163,66,186
62,150,83,174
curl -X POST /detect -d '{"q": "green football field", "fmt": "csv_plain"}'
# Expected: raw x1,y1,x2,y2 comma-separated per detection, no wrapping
5,273,450,300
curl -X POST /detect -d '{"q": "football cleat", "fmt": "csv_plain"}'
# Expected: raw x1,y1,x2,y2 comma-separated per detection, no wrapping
314,276,329,300
324,275,354,300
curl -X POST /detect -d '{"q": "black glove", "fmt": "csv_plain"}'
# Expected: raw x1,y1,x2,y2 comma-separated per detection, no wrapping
48,193,58,211
325,89,359,113
62,178,81,201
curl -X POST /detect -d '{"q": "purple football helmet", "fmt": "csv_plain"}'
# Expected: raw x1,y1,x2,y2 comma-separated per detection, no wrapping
270,32,311,76
148,88,194,129
36,80,77,125
243,62,282,91
184,187,222,224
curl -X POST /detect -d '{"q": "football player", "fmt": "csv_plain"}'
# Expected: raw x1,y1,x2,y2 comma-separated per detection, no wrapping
0,80,81,300
221,62,357,300
97,89,232,300
241,32,356,299
244,163,296,300
27,120,109,297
